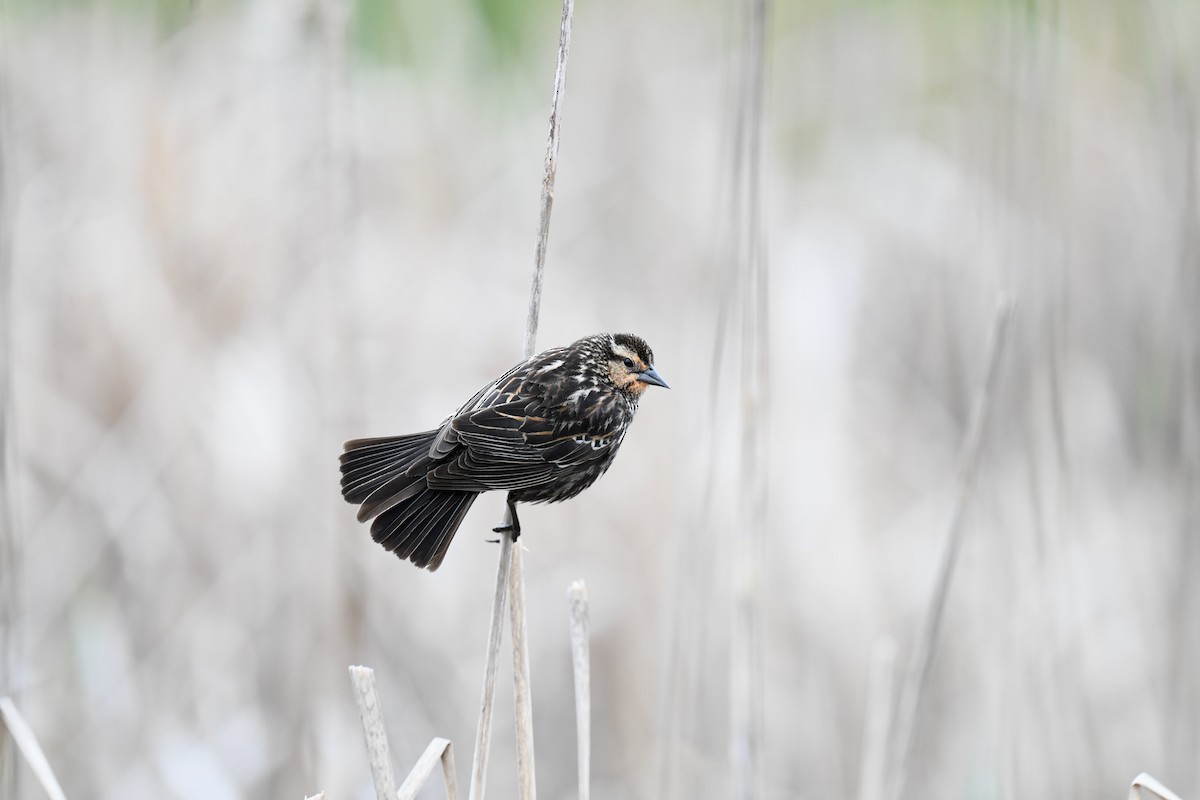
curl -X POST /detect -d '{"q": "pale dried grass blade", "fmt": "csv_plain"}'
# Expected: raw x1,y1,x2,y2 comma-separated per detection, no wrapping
0,696,68,800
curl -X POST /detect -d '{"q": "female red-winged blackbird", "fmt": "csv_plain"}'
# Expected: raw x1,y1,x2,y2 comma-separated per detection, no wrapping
339,333,668,571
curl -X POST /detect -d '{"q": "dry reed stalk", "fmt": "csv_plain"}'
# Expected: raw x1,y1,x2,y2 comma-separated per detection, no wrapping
1128,773,1183,800
567,581,590,800
469,2,574,799
856,637,897,800
396,738,458,800
508,543,536,800
469,527,512,800
885,297,1015,800
0,697,68,800
348,666,460,800
348,666,398,800
522,0,574,361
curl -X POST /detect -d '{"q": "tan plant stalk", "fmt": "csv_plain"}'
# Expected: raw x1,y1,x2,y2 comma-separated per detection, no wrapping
469,2,575,799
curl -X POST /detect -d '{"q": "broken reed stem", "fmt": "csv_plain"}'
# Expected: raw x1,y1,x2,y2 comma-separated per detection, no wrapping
348,666,459,800
0,697,68,800
348,666,398,800
568,581,591,800
885,296,1015,800
1128,772,1183,800
469,2,574,799
397,738,458,800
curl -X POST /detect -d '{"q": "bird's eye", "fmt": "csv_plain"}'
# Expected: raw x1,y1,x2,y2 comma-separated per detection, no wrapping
621,357,635,370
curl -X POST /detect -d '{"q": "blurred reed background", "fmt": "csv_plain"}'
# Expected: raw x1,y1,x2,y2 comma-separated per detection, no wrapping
1,0,1198,798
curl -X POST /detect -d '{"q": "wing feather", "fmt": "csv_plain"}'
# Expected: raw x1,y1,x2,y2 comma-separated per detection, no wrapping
422,395,625,492
414,348,629,495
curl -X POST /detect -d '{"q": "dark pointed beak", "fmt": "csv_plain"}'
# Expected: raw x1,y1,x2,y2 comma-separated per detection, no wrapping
637,366,670,389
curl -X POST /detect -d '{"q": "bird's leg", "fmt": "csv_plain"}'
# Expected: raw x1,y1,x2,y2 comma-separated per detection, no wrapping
509,496,521,540
491,494,522,541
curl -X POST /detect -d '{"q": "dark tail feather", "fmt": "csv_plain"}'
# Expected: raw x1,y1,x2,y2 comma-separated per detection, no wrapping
340,432,438,505
340,432,478,570
372,488,478,570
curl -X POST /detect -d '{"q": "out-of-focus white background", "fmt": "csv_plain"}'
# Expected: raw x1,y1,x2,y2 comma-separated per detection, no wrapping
1,0,1198,797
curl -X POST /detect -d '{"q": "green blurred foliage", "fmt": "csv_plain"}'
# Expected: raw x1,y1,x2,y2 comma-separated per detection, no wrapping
464,0,541,60
354,0,409,62
5,0,556,64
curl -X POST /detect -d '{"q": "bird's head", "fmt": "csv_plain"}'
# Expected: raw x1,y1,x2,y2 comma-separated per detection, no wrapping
604,333,669,397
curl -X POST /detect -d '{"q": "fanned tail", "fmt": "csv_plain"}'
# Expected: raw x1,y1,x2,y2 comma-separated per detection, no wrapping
370,487,478,571
340,432,436,508
340,433,479,571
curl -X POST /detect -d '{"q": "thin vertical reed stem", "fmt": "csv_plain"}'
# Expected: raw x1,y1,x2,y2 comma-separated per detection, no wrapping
0,23,20,796
469,533,513,800
468,2,575,799
508,542,536,800
568,581,590,800
886,297,1015,800
732,0,769,798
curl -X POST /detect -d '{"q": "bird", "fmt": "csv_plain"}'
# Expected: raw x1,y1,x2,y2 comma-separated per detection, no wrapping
339,332,669,571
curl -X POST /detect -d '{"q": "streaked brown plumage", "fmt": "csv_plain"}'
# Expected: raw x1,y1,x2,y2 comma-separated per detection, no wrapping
339,333,668,570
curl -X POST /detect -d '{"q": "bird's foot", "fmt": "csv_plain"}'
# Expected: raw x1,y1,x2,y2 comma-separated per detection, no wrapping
487,523,513,544
488,497,523,542
491,521,521,541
